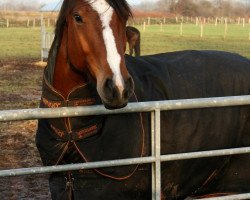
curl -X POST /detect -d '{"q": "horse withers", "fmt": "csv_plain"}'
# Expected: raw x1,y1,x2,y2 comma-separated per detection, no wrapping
36,0,250,199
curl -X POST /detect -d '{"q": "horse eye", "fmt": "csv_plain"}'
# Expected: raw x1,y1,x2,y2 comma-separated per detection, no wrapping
74,14,83,23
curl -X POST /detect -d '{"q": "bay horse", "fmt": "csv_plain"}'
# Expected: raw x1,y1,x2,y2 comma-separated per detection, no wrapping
36,0,250,199
126,26,141,56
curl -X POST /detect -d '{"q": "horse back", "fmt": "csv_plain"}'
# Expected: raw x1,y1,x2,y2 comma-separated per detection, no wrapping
126,50,250,100
125,50,250,198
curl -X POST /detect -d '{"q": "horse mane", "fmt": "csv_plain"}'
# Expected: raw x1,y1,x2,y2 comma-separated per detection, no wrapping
106,0,132,21
46,0,132,84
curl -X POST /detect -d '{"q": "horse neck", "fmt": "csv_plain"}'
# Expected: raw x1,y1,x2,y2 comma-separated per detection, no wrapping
52,29,87,98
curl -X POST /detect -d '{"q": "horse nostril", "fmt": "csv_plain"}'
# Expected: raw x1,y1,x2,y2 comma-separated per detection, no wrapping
123,76,134,99
105,78,113,91
104,78,114,99
123,90,129,99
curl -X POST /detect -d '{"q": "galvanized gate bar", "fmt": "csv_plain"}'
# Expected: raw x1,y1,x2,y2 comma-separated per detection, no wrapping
151,111,156,200
0,95,250,122
193,193,250,200
0,147,249,178
151,110,161,200
155,109,161,200
1,96,250,200
160,147,250,162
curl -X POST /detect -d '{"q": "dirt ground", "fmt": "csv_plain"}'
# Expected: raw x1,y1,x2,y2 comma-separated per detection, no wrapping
0,59,51,199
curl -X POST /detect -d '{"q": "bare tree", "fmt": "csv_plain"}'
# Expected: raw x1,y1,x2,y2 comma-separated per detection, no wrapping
197,0,214,17
0,0,40,11
133,0,250,18
175,0,198,16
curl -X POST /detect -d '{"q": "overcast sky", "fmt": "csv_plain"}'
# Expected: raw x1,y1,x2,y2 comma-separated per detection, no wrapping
0,0,145,5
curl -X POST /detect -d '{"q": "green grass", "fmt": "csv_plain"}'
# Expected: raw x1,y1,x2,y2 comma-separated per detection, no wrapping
0,27,41,60
134,24,250,58
0,24,250,59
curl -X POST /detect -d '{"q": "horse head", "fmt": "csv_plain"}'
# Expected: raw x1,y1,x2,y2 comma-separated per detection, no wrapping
51,0,134,109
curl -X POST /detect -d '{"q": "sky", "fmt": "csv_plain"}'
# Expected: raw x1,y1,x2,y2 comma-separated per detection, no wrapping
0,0,145,6
40,0,144,5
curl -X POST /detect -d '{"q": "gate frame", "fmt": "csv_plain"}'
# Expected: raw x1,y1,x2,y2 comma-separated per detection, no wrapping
0,95,250,200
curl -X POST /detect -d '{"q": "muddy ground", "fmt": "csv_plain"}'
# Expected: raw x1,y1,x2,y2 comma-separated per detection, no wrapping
0,59,51,199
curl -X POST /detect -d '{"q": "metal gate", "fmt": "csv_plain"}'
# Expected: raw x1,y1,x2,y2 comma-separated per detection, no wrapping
0,95,250,200
41,23,54,62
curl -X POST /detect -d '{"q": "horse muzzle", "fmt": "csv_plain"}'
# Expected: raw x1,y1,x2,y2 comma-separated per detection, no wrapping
100,76,134,110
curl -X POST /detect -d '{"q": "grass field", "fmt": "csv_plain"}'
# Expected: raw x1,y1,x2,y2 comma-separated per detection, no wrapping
0,22,250,200
0,24,250,60
135,24,250,58
0,27,41,60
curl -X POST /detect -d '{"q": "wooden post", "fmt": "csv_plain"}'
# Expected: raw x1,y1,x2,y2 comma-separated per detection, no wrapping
147,17,150,26
6,19,9,28
196,17,198,26
238,17,240,25
143,21,146,32
200,23,203,38
176,17,178,23
163,17,166,24
243,18,245,28
224,18,228,39
27,18,30,27
33,18,36,28
180,22,183,36
215,17,218,26
48,18,50,27
160,22,163,32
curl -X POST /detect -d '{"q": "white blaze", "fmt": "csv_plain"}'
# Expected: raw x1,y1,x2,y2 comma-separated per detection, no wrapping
88,0,124,93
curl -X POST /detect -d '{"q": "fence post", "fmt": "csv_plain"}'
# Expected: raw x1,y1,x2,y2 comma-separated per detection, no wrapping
160,22,163,32
180,22,183,36
6,19,9,28
200,23,203,38
143,21,146,32
224,18,228,39
41,18,45,62
243,18,245,28
147,17,151,26
215,17,218,26
33,18,36,28
27,19,30,27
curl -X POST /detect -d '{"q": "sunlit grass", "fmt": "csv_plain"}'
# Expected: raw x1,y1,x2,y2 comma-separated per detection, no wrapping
0,24,250,60
0,27,41,60
134,24,250,58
